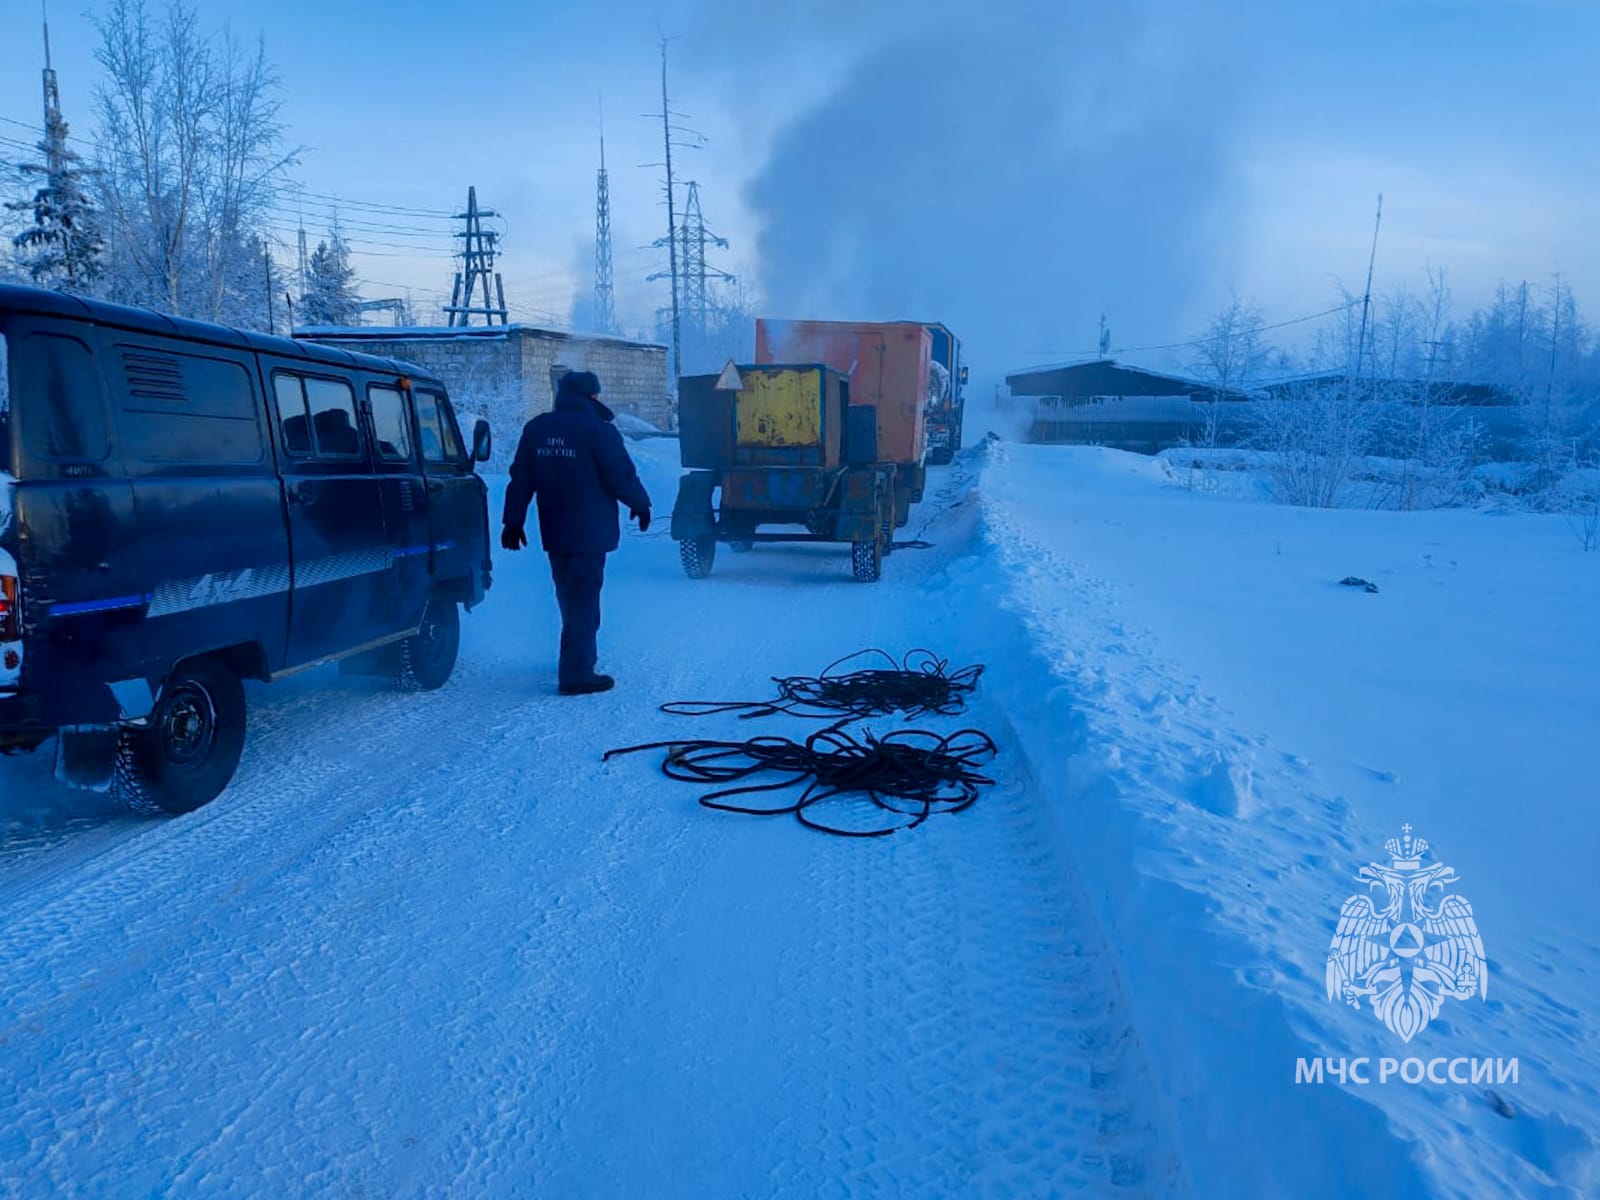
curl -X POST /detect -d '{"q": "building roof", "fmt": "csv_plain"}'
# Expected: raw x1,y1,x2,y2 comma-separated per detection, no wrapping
1006,357,1252,401
0,283,439,383
1259,370,1519,406
296,323,667,353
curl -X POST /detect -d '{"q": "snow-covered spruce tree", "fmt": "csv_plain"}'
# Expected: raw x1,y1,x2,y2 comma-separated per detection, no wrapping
6,108,104,292
298,228,359,327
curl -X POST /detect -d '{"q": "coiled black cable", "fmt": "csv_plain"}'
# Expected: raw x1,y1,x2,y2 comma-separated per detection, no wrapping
604,723,998,838
660,648,983,721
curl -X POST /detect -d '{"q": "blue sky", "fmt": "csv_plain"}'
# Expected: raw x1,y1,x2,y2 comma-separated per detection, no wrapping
2,0,1597,373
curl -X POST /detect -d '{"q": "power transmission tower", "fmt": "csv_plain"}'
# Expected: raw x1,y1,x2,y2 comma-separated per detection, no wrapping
445,186,508,326
594,103,616,334
677,181,734,364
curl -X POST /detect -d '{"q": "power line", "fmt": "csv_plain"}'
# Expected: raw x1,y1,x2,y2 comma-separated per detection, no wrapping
1022,301,1361,360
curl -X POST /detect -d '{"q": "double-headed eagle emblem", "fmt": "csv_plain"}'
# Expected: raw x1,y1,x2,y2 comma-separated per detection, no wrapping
1326,826,1487,1042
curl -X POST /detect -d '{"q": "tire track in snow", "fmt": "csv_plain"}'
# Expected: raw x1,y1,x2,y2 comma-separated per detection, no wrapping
0,449,1182,1197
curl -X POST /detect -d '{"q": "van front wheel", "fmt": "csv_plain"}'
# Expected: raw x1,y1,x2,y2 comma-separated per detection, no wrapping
397,592,461,691
115,658,247,815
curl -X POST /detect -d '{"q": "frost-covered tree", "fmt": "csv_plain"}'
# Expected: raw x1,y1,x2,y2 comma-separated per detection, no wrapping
298,229,359,327
90,0,295,322
1185,290,1268,447
6,109,104,291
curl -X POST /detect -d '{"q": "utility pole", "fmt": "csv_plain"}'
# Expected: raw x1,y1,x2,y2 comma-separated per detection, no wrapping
1545,271,1562,421
40,1,63,176
264,244,276,334
445,186,509,326
659,41,682,380
1354,193,1383,386
594,96,616,334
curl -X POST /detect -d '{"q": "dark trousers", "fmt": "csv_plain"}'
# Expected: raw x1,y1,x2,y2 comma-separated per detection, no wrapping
547,552,607,686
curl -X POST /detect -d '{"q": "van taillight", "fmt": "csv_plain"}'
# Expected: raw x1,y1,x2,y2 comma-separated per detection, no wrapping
0,575,18,642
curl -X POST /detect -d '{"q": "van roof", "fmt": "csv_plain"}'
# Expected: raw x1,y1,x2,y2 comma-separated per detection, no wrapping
0,284,443,386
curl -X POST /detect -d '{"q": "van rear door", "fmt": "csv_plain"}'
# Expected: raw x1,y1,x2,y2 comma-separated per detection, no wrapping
3,317,148,725
268,366,397,668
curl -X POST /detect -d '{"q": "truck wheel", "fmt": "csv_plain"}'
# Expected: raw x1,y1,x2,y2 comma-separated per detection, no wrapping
397,591,461,691
114,658,246,815
680,535,716,579
851,536,882,583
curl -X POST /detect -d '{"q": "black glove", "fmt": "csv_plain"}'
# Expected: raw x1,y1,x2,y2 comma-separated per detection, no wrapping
501,524,527,552
632,508,651,534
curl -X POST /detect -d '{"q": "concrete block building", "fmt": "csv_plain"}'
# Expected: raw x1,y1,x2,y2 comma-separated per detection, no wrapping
299,325,673,471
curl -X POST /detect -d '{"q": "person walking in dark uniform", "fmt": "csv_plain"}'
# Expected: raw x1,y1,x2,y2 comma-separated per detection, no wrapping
501,370,652,695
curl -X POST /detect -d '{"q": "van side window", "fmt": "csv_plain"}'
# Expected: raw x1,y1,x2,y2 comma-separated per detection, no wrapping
415,389,464,466
368,385,412,462
305,377,361,459
274,374,311,456
14,331,109,462
118,350,263,465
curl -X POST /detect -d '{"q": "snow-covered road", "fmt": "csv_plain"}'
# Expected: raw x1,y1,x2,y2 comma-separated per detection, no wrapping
0,445,1177,1198
7,437,1595,1199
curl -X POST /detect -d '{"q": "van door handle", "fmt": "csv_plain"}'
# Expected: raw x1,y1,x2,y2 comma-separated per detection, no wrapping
290,486,316,508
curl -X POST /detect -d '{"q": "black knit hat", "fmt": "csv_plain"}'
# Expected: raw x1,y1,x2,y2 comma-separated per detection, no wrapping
560,370,602,397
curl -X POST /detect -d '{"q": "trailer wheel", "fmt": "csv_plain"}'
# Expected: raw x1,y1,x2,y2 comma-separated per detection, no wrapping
680,535,716,579
851,536,882,583
397,591,461,692
114,657,246,815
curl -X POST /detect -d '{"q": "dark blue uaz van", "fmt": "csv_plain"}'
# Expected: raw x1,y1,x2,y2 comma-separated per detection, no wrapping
0,284,493,813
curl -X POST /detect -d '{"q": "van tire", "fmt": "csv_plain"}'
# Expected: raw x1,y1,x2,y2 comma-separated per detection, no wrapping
397,592,461,692
114,658,247,815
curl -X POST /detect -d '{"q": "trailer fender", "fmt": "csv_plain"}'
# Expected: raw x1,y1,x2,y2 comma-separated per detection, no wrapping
670,471,719,541
834,468,888,543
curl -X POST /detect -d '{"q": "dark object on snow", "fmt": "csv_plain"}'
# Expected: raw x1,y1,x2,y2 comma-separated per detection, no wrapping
659,648,983,721
1484,1089,1517,1120
605,722,997,838
1340,576,1380,594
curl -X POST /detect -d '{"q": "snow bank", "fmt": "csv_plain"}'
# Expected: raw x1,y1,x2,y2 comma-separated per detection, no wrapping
969,443,1600,1198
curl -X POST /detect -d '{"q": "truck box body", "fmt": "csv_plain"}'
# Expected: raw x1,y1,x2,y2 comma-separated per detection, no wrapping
754,320,931,467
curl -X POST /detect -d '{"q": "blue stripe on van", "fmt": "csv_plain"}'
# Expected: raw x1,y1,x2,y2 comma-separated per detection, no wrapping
50,594,151,617
394,545,431,559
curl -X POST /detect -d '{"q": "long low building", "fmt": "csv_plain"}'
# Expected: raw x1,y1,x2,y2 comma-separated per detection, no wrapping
298,324,674,470
1005,358,1250,452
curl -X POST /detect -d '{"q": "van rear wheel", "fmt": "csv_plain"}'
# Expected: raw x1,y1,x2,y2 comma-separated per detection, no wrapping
115,658,246,815
397,592,461,692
